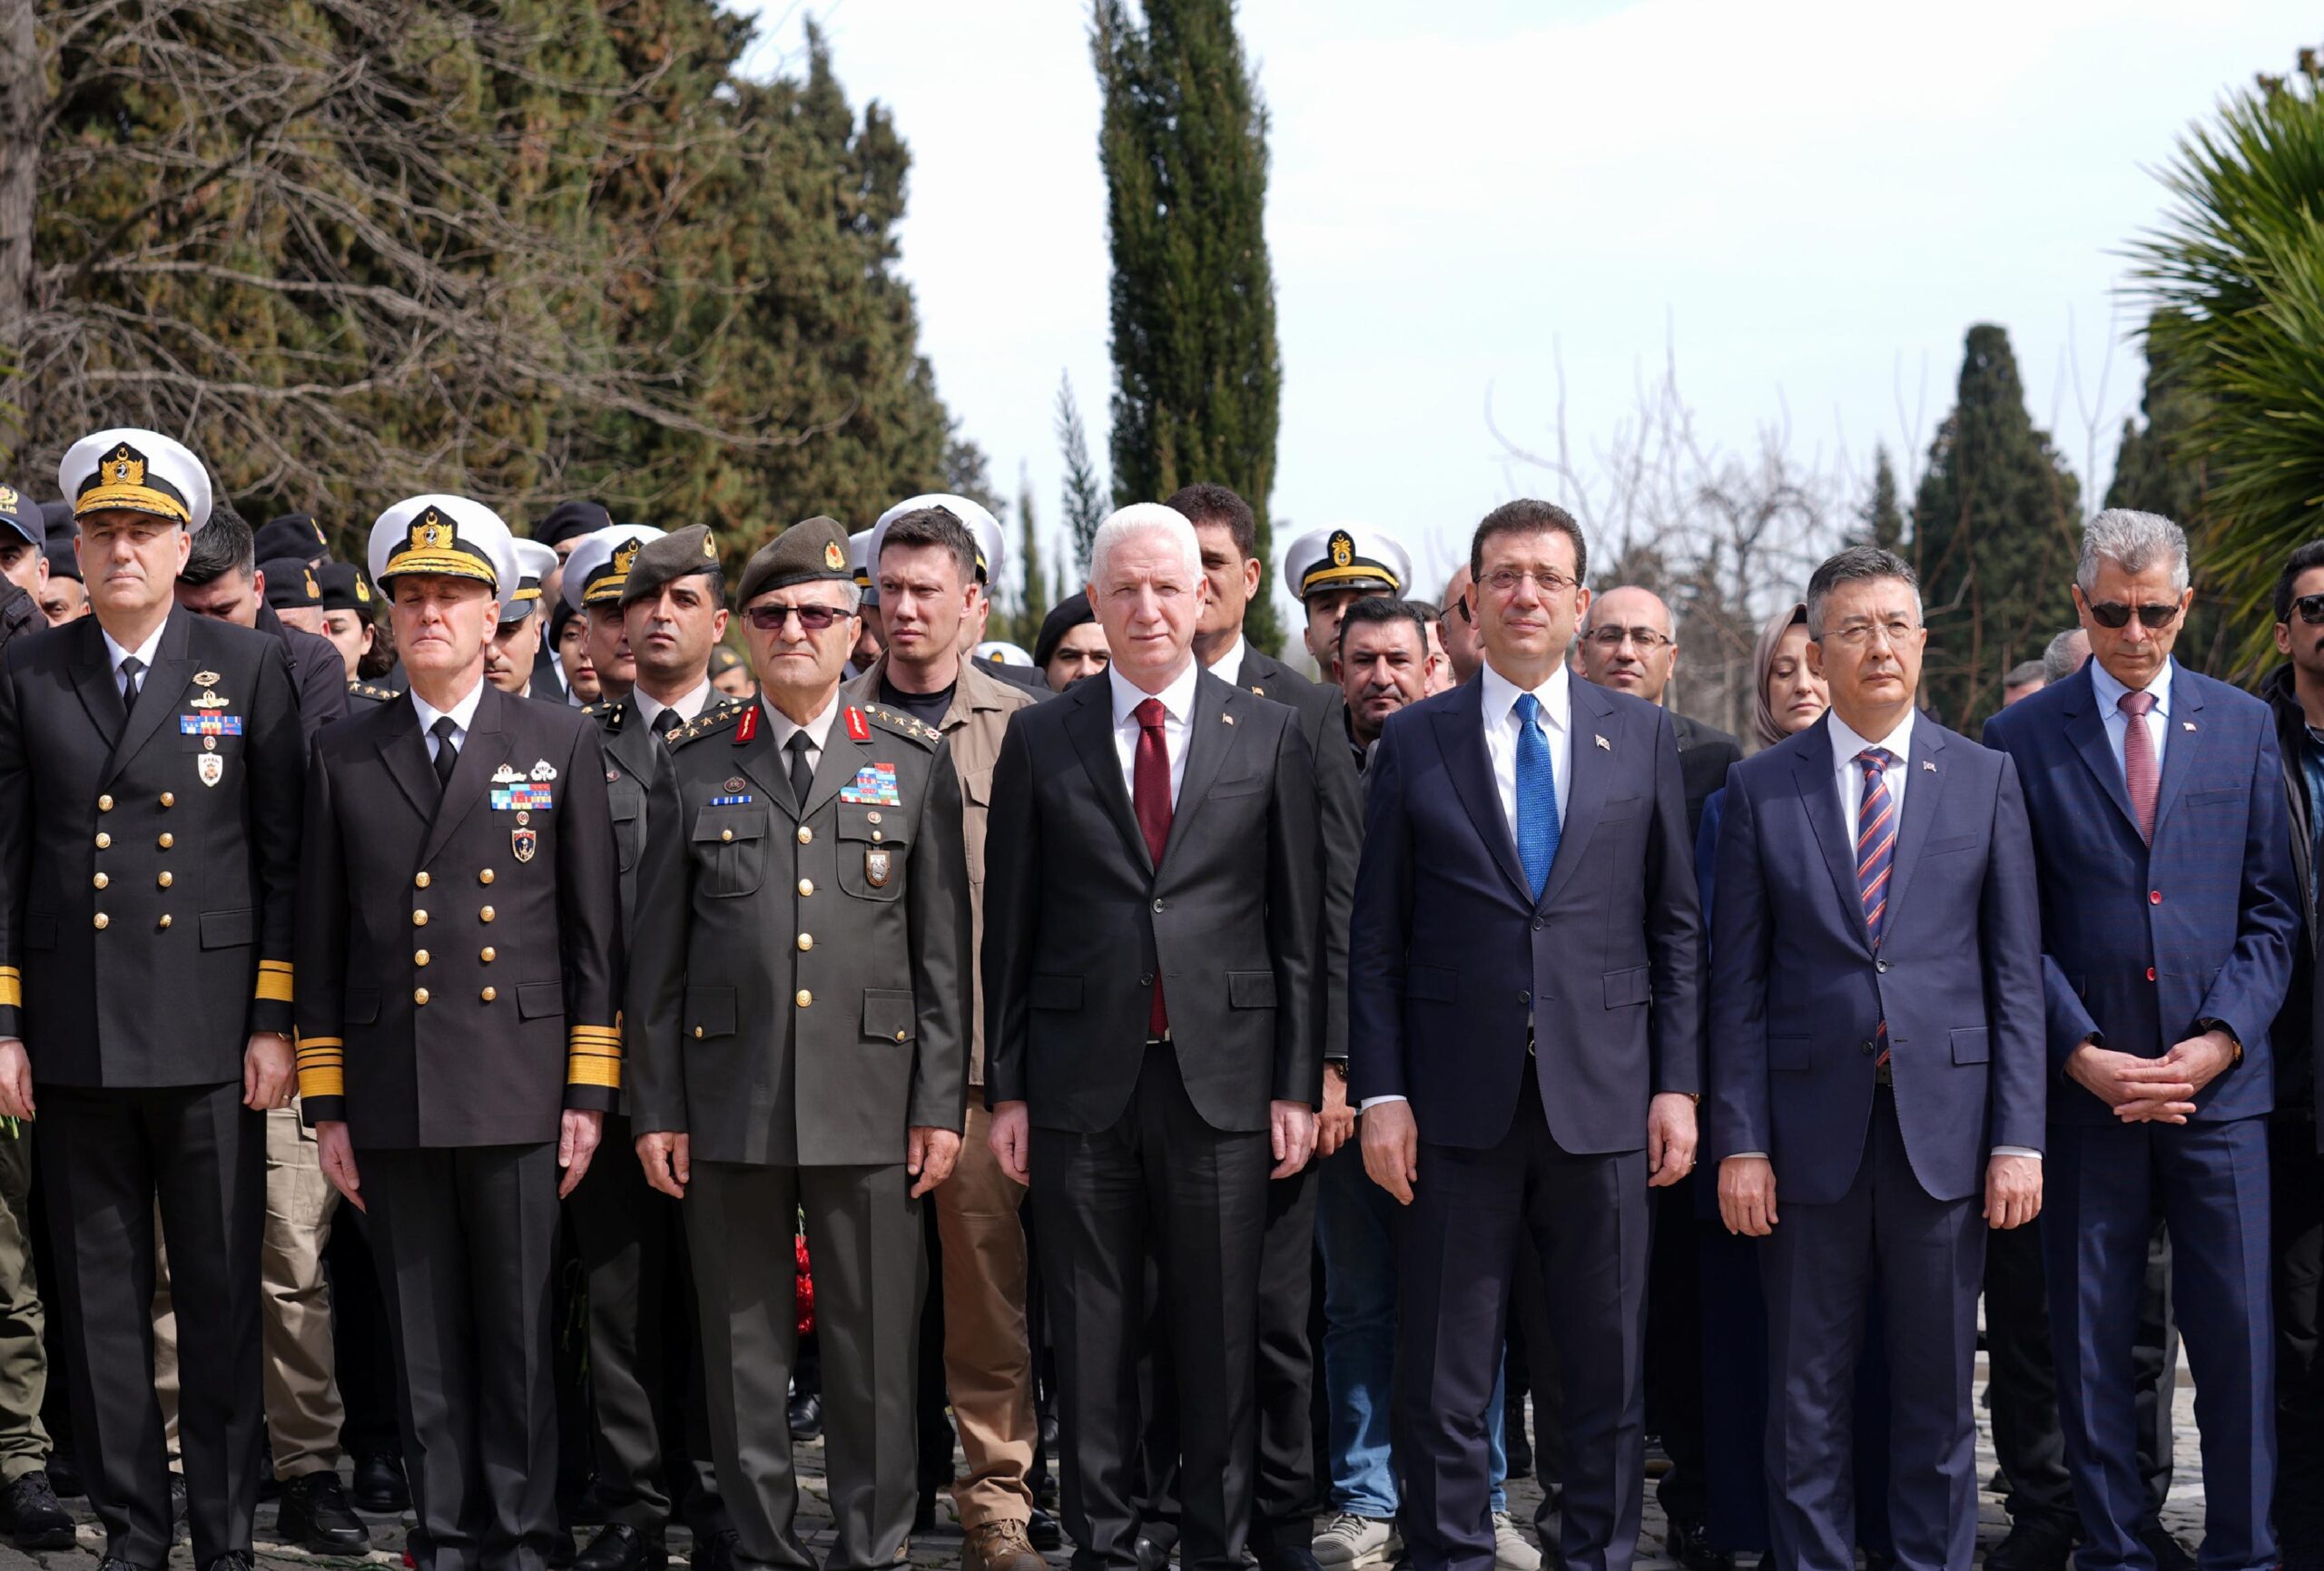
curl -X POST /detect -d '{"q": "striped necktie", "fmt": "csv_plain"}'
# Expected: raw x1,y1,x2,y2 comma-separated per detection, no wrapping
1857,746,1896,1074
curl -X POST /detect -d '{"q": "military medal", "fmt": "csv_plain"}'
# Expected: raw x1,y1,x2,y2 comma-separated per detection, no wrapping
864,846,893,888
839,763,901,805
198,753,223,787
512,827,537,863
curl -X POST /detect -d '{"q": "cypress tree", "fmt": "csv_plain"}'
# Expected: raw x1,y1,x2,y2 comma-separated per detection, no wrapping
1911,324,2083,728
1852,447,1906,553
1015,466,1049,645
1057,373,1108,575
1091,0,1282,651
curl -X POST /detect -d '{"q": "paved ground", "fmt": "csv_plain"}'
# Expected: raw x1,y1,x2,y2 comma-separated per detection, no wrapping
0,1378,2209,1571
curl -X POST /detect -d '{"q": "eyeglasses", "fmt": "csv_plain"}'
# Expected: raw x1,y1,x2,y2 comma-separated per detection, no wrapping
743,602,849,633
1582,625,1672,652
2291,593,2324,626
2085,600,2181,631
1821,618,1921,649
1482,567,1579,598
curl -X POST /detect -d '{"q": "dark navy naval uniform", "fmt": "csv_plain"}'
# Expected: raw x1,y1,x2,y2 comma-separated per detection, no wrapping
0,606,304,1569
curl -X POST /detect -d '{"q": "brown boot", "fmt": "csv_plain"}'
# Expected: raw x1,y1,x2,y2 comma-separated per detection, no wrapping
963,1518,1047,1571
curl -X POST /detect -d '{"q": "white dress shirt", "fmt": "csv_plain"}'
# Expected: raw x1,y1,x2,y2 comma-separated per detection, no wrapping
764,692,841,778
2088,657,2172,780
1479,659,1574,837
1108,662,1199,810
633,678,715,733
1733,706,2034,1163
1208,634,1248,689
100,623,166,700
409,679,487,765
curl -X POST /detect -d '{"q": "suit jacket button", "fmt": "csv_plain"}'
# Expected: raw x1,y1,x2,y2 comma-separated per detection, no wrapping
92,873,107,890
795,989,812,1008
799,879,814,897
159,792,173,808
157,833,172,849
94,832,110,849
1533,918,1545,931
479,907,495,923
479,869,495,885
797,826,812,845
1863,1041,1875,1055
414,988,429,1006
480,947,496,963
92,913,107,930
1876,959,1889,973
1141,974,1154,987
2146,967,2157,982
797,934,812,951
415,950,429,967
1518,989,1531,1004
157,872,172,889
1152,898,1165,913
413,910,428,927
2150,889,2162,905
480,987,497,1004
156,915,170,929
415,872,430,889
97,795,113,812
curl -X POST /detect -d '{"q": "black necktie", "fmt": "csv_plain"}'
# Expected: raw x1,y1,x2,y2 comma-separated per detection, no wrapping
430,716,459,792
786,731,814,810
118,655,143,711
653,709,681,743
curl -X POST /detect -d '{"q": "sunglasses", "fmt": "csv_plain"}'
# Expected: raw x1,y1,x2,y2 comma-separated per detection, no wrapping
2085,600,2181,631
743,602,849,633
2292,593,2324,626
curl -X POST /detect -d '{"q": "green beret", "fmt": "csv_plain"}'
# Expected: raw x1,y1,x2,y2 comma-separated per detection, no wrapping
736,515,853,605
619,525,724,608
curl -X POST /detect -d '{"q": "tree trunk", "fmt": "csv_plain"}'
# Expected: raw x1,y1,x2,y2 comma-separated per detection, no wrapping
0,0,39,391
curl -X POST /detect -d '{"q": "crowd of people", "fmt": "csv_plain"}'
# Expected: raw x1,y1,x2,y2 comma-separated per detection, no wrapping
0,426,2312,1571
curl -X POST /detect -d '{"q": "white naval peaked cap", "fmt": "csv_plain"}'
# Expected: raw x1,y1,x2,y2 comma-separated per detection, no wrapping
849,528,879,607
59,427,213,532
500,538,561,623
872,493,1003,584
369,495,517,595
561,523,665,611
1280,523,1412,602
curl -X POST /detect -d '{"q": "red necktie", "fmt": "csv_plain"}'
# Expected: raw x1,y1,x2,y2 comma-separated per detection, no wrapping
1134,697,1173,1036
2119,690,2157,843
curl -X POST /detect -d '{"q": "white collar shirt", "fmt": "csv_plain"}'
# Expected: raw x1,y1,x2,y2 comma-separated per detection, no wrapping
1478,659,1574,838
2088,657,2173,781
1826,709,1916,846
409,679,487,763
1108,660,1199,809
763,692,841,778
634,678,714,734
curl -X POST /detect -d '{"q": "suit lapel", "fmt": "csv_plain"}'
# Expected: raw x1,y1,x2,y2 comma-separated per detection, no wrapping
1538,678,1615,910
70,621,123,740
103,610,192,786
1430,682,1531,906
420,683,513,867
1157,674,1234,877
803,708,870,821
2152,660,2205,837
2060,664,2142,837
1882,722,1948,921
375,696,438,822
1794,719,1873,952
1064,678,1153,873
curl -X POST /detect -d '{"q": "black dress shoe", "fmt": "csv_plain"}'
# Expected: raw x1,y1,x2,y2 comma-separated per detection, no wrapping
0,1469,77,1551
1503,1398,1533,1479
788,1392,823,1443
575,1523,669,1571
351,1451,411,1514
1028,1508,1062,1552
1985,1516,2075,1571
912,1490,937,1535
277,1470,370,1555
1862,1553,1896,1571
694,1527,742,1571
202,1552,255,1571
97,1558,155,1571
2139,1525,2194,1571
1135,1526,1178,1571
1663,1520,1735,1571
1256,1548,1323,1571
170,1473,188,1542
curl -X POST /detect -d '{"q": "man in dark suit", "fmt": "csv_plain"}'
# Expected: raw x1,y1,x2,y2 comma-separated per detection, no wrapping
0,427,304,1571
299,494,624,1571
984,502,1323,1571
627,515,971,1571
1155,481,1361,1571
1709,546,2046,1571
1984,509,2299,1571
174,506,350,749
1573,581,1739,1565
1348,498,1700,1571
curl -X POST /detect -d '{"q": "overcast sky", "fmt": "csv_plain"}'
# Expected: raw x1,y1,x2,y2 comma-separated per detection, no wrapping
740,0,2307,616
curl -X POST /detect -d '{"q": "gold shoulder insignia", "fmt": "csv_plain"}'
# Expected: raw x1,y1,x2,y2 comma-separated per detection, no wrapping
580,701,606,717
350,682,398,702
863,704,941,749
671,704,745,750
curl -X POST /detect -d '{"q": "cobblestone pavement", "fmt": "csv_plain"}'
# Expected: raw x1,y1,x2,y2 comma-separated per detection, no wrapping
0,1378,2209,1571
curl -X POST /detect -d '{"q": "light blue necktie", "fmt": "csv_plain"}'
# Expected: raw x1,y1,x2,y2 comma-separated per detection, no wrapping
1514,692,1561,898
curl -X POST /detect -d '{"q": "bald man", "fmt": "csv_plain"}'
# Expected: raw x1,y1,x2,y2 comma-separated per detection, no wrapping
1577,586,1738,837
1438,568,1484,687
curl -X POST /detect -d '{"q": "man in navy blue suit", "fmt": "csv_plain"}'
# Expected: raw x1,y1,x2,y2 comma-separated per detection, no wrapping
1708,546,2046,1571
1984,509,2298,1571
1349,499,1701,1571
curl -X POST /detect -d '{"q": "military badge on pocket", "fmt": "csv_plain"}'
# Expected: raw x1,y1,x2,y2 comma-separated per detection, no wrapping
197,753,223,788
864,846,893,889
513,827,538,864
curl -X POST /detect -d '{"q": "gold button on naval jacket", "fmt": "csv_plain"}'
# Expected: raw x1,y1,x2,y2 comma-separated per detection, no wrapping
480,947,496,963
415,872,430,889
796,933,812,951
157,833,172,849
693,1026,704,1039
798,878,813,897
92,873,107,890
93,913,108,930
795,989,812,1008
894,1030,907,1042
157,872,172,889
157,915,171,929
479,906,496,923
94,832,110,849
480,987,497,1004
796,826,812,845
160,792,173,808
415,949,430,967
415,988,429,1006
97,795,113,812
479,869,495,886
872,830,883,842
721,829,734,843
413,910,428,927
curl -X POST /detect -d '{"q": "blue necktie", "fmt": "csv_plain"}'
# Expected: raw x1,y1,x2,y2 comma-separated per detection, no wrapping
1514,692,1561,898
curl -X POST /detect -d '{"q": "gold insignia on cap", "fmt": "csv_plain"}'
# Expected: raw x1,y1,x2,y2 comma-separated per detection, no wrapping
303,567,320,598
410,509,449,551
612,537,642,577
355,574,371,604
110,447,143,487
704,533,719,560
1330,530,1354,568
0,485,15,514
823,540,846,571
